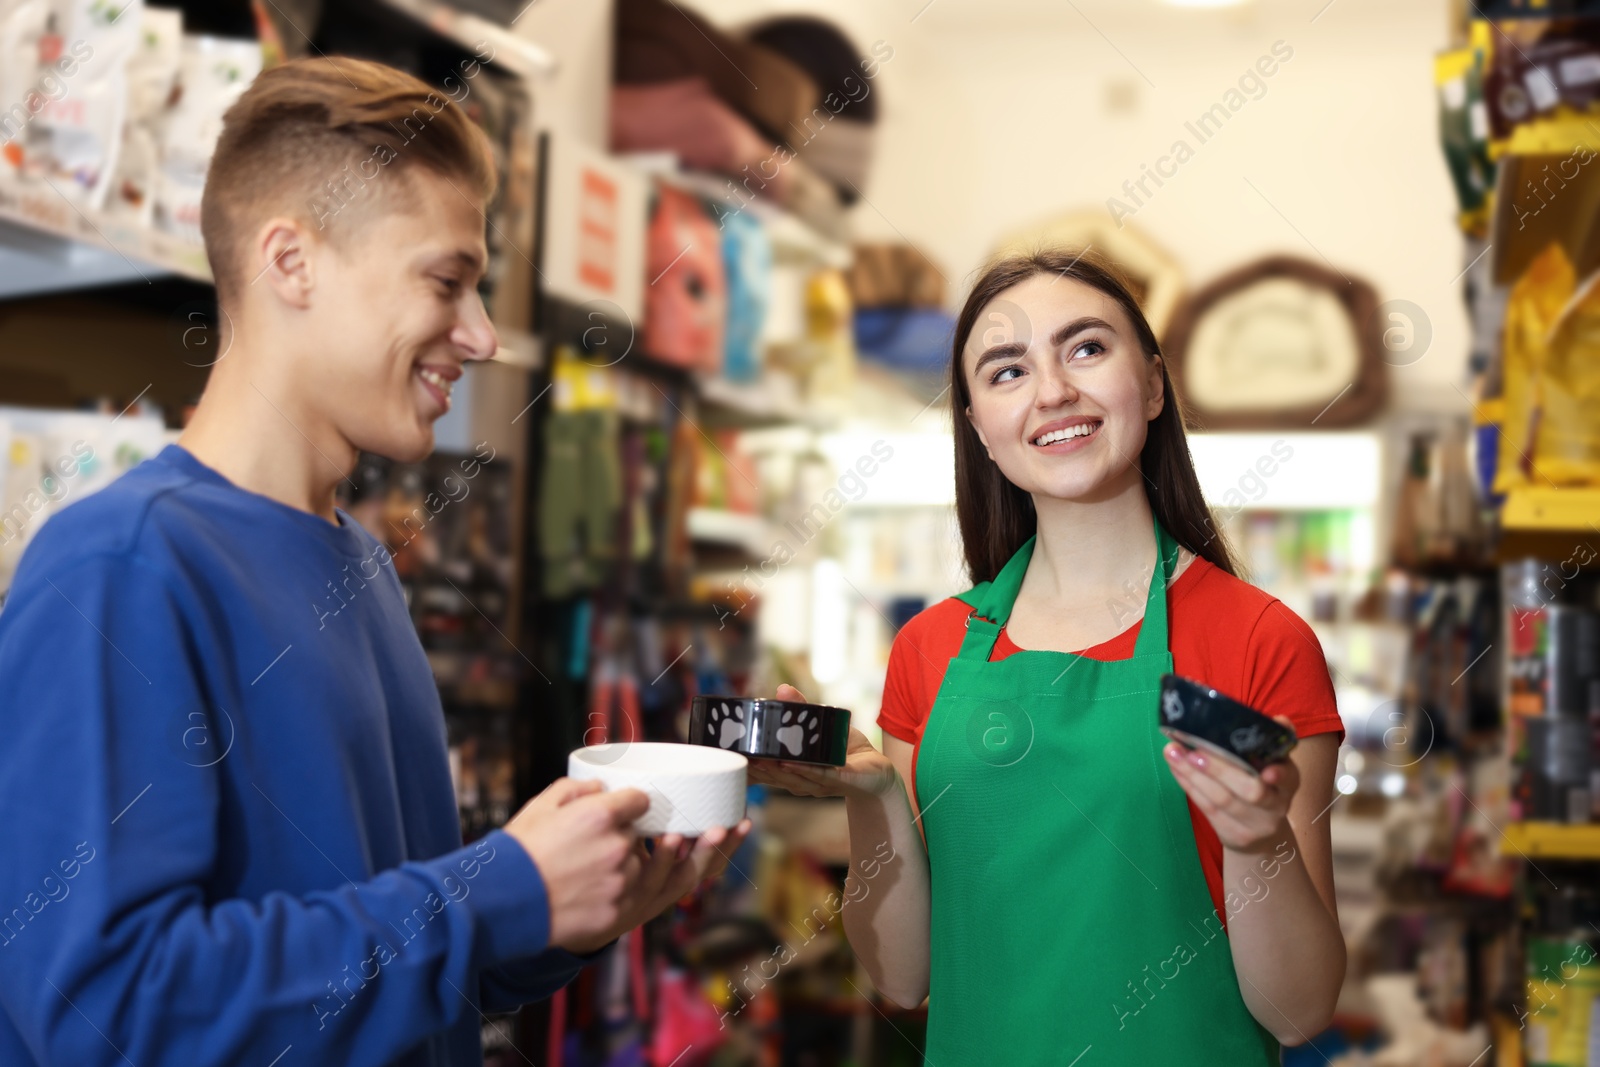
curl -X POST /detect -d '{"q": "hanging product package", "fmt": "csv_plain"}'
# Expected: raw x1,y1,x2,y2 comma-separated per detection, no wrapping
1536,265,1600,485
108,5,181,225
1523,935,1600,1067
1435,43,1495,233
1484,19,1600,144
24,0,143,209
0,0,49,175
156,34,263,242
717,203,771,382
1496,242,1574,496
641,182,726,372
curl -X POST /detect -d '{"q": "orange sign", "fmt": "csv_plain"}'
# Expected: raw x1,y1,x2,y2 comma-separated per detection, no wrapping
577,168,616,292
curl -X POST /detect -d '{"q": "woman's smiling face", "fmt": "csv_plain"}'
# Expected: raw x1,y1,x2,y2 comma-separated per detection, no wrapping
963,273,1166,504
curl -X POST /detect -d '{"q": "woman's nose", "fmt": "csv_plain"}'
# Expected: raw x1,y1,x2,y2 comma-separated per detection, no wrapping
1036,363,1079,407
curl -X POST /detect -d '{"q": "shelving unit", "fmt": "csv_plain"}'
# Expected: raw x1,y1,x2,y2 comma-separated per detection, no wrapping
697,374,832,430
1500,822,1600,861
372,0,555,78
658,169,852,267
1500,486,1600,532
0,0,548,301
0,176,211,287
687,506,771,557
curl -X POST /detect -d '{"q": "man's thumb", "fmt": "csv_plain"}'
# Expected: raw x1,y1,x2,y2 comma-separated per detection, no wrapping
542,777,603,806
595,787,652,826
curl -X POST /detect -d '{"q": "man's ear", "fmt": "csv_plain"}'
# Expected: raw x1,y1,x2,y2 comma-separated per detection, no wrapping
253,217,316,310
1145,355,1167,421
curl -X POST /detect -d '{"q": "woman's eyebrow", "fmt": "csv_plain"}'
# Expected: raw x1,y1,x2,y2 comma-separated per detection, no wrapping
972,315,1118,376
972,341,1027,374
1050,316,1117,346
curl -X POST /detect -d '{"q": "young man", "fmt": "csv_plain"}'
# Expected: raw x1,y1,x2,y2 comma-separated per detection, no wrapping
0,56,749,1066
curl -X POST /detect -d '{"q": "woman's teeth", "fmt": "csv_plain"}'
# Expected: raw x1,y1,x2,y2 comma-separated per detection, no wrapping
418,367,453,399
1033,422,1098,446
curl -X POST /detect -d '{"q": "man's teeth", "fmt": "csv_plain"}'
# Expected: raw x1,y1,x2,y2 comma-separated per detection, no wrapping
1033,423,1098,446
418,367,453,399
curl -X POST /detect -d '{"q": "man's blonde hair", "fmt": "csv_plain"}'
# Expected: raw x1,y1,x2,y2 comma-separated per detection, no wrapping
201,55,497,307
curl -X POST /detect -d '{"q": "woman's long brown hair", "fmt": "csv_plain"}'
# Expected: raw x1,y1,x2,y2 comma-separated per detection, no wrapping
951,249,1236,584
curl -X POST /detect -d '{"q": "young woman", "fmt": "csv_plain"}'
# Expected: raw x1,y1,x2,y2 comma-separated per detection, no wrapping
750,251,1346,1064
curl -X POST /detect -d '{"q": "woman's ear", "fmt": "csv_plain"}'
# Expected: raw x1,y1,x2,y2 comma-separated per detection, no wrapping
1145,355,1167,421
965,405,994,459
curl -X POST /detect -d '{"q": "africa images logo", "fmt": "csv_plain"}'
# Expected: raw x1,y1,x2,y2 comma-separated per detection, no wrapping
1161,688,1185,722
965,699,1035,768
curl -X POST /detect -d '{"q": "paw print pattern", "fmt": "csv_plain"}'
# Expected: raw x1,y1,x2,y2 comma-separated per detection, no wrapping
706,701,747,749
776,707,821,758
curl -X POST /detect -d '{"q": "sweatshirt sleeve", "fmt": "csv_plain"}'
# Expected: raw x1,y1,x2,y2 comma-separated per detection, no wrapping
0,550,552,1067
479,947,598,1013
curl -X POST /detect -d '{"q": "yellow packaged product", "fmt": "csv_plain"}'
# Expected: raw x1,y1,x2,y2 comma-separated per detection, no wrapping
1538,265,1600,485
1496,243,1575,495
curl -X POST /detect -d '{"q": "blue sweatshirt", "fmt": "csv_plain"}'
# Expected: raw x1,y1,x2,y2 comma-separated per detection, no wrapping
0,445,583,1067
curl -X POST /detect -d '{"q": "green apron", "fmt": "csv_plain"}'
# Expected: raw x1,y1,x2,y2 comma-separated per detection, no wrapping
916,520,1279,1065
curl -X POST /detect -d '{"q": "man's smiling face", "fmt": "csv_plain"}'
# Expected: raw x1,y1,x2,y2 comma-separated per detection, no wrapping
296,167,499,464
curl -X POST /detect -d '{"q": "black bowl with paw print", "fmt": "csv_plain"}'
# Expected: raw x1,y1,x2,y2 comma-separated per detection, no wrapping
1157,674,1297,776
689,695,851,767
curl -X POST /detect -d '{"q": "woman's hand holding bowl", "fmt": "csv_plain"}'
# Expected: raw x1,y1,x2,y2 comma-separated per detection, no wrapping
744,685,899,801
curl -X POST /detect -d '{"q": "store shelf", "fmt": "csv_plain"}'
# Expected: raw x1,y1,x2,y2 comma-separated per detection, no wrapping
660,170,851,269
0,176,211,284
374,0,555,78
1476,1,1600,21
687,507,770,556
1501,486,1600,533
493,329,542,370
697,374,829,429
0,4,549,295
1499,822,1600,861
761,206,852,268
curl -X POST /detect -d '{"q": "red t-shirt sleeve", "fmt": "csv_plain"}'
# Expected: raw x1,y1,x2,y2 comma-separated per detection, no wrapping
878,625,926,745
876,598,970,746
1236,598,1345,744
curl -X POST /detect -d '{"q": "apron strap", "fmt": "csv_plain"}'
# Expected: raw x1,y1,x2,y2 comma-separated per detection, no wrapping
1133,519,1179,659
956,519,1178,662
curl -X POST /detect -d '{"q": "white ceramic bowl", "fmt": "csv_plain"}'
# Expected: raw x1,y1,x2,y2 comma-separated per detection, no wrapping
567,743,748,836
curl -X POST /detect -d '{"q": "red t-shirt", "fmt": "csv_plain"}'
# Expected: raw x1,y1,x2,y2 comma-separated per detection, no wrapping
877,555,1344,924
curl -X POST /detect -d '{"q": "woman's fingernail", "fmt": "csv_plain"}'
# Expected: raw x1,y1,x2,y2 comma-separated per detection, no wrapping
1188,752,1207,768
1165,745,1181,761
